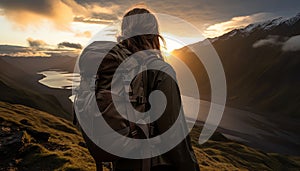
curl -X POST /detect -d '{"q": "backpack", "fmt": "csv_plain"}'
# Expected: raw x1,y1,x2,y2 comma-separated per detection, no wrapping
73,41,161,171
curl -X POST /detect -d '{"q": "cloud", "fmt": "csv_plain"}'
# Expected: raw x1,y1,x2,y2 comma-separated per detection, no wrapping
73,16,114,24
204,13,276,38
0,39,81,57
58,42,82,49
27,38,48,48
135,0,300,35
0,45,50,57
0,0,118,29
253,34,300,52
75,31,92,38
253,35,284,48
0,0,73,29
61,0,89,16
282,35,300,52
1,0,299,40
88,3,120,15
64,0,120,23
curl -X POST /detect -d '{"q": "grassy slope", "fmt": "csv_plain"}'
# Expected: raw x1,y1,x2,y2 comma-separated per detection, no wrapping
1,101,299,171
0,101,95,171
0,80,70,120
190,128,300,170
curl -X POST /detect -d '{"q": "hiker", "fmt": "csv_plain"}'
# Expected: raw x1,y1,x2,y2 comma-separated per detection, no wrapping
74,7,200,171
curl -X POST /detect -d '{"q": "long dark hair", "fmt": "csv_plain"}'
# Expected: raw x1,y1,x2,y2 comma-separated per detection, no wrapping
118,8,165,54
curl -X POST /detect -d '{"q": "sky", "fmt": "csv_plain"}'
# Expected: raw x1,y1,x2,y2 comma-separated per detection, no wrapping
0,0,299,57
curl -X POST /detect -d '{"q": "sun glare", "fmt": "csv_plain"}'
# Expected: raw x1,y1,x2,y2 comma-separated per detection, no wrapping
160,33,185,59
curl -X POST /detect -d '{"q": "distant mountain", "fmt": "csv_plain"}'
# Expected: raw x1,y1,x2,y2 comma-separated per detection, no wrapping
211,13,300,42
1,55,77,73
0,56,77,119
173,13,300,119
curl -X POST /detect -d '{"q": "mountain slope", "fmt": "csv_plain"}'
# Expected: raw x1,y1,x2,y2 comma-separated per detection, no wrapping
0,101,95,170
1,55,77,117
1,101,299,170
172,13,300,119
0,57,71,120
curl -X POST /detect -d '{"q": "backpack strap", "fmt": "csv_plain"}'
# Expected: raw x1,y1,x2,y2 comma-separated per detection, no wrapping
120,55,161,171
137,55,162,171
141,56,160,171
121,71,139,138
130,54,162,105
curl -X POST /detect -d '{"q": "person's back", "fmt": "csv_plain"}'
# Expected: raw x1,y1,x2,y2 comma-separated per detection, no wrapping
75,7,200,171
95,7,200,171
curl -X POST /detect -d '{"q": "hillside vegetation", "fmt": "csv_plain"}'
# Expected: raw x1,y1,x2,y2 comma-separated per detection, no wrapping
1,101,299,171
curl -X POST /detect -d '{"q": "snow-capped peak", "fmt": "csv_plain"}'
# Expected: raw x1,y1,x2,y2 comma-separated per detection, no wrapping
241,13,300,34
207,13,300,43
283,12,300,26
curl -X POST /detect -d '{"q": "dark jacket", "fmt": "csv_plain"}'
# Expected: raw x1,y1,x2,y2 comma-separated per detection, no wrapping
77,41,199,171
93,41,199,171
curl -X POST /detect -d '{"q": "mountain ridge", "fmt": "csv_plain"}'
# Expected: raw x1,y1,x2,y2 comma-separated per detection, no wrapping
209,12,300,42
172,12,300,119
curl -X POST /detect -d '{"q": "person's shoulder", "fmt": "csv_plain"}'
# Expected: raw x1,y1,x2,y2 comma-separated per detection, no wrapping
84,41,116,52
80,41,130,63
146,57,177,82
148,58,176,74
79,41,119,75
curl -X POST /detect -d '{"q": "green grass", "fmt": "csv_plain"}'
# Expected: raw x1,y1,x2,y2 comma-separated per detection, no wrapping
0,101,299,171
190,125,300,170
0,101,95,171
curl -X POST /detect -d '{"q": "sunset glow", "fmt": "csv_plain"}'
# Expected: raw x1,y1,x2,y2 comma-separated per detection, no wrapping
0,1,298,57
162,34,185,52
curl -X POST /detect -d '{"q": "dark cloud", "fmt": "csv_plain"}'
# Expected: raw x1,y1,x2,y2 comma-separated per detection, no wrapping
0,0,299,36
0,0,57,15
70,1,300,39
58,42,82,49
65,0,120,23
27,38,48,48
0,0,118,28
0,37,81,57
152,0,300,32
74,0,300,31
0,45,50,57
0,0,73,29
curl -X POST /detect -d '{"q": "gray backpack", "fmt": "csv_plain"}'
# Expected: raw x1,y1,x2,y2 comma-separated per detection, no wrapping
73,41,161,171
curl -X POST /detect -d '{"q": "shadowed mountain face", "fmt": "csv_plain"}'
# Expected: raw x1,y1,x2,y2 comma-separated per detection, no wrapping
173,13,300,119
0,56,77,119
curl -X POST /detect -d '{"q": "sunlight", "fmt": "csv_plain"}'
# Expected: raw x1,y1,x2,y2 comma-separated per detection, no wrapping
161,33,185,53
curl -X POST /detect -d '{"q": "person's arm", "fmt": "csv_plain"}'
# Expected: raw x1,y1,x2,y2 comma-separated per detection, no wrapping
151,63,200,171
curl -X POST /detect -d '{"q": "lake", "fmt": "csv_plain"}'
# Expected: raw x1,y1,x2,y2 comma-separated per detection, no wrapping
37,70,300,155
